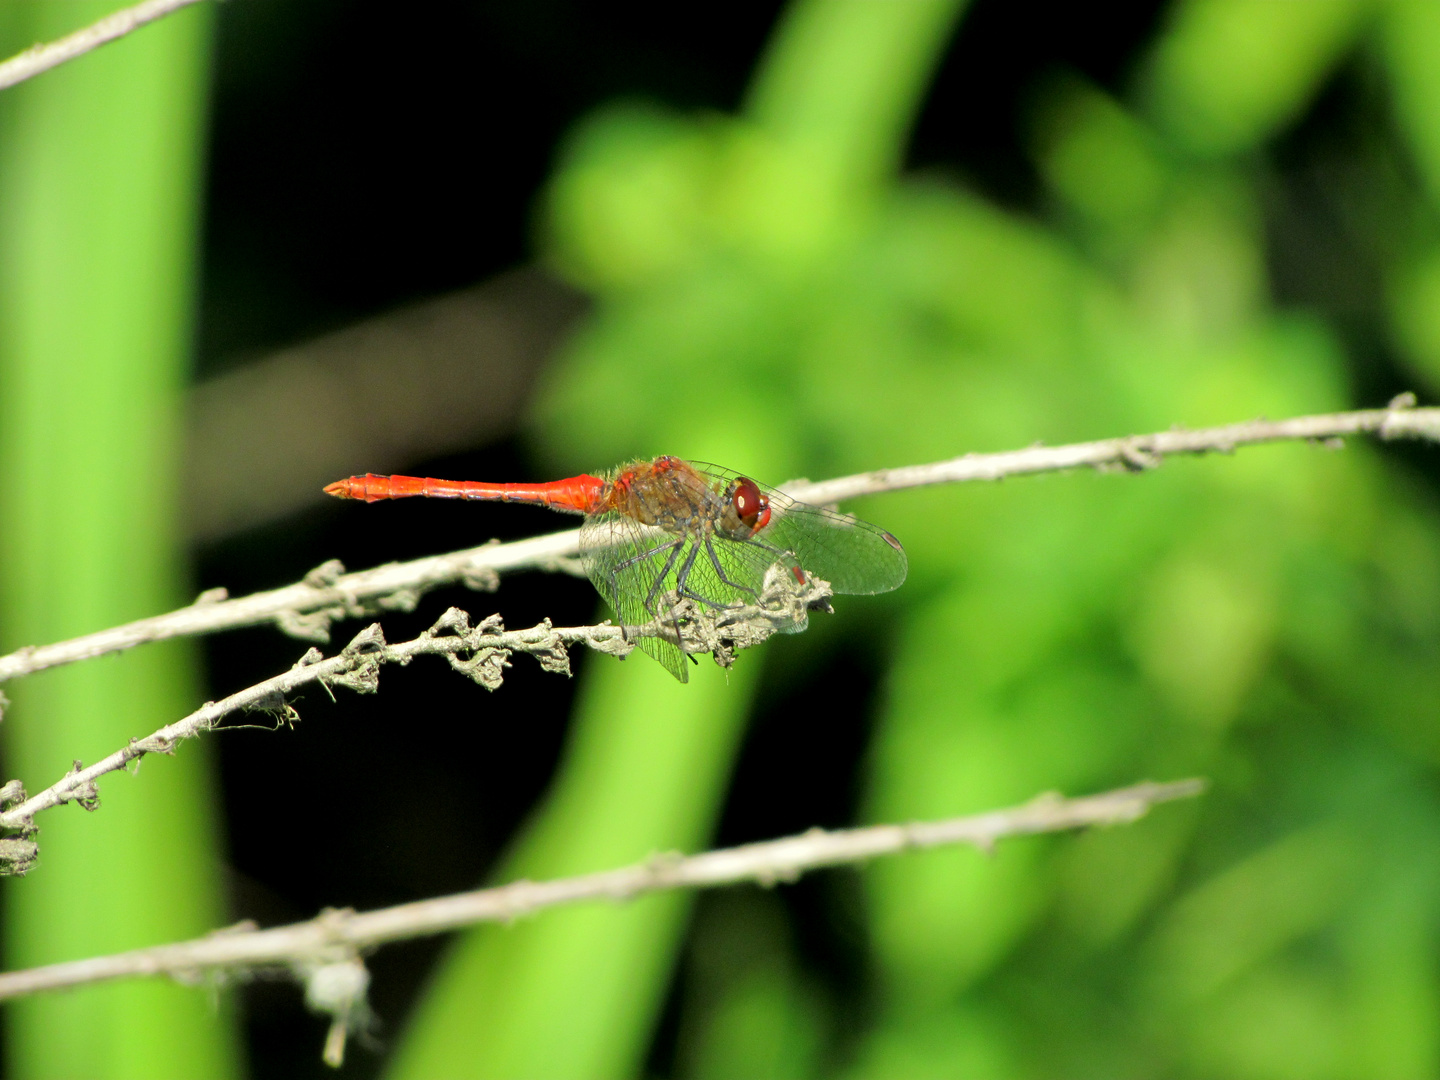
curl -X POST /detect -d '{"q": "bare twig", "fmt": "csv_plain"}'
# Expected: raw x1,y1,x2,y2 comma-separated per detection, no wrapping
0,553,832,876
792,395,1440,505
0,609,639,841
2,400,1437,685
0,778,1204,1002
0,0,208,92
0,532,582,683
0,570,834,852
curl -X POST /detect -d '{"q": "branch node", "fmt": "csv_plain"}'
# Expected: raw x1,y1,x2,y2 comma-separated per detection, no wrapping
375,587,421,613
1118,440,1162,471
1380,392,1440,441
755,854,805,886
526,619,571,677
303,559,347,589
298,951,372,1070
446,646,512,691
324,626,386,695
0,780,24,810
274,608,337,644
292,647,325,669
473,613,505,635
585,623,633,658
244,688,301,727
0,836,37,875
341,624,386,655
63,762,100,812
461,564,501,592
192,586,229,605
134,733,176,756
425,607,471,637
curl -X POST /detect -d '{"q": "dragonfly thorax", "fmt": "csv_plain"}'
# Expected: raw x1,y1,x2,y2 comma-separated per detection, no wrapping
603,457,767,540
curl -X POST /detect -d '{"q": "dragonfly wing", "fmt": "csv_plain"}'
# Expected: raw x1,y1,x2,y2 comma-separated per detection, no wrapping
679,530,812,636
678,526,777,603
759,500,907,594
580,513,690,682
687,462,908,595
635,625,690,683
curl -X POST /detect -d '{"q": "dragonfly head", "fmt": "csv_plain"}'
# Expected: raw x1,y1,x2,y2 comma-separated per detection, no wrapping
732,476,771,534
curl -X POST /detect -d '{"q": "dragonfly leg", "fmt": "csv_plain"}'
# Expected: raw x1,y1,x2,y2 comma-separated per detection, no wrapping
634,539,685,616
696,535,758,603
613,537,682,579
675,538,748,612
610,536,682,619
637,540,691,653
671,540,706,608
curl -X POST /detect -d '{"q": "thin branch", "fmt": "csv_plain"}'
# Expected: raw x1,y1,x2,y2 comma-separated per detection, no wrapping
0,0,208,92
0,568,834,851
0,530,584,684
2,400,1437,685
0,778,1205,1001
0,609,638,842
793,395,1440,506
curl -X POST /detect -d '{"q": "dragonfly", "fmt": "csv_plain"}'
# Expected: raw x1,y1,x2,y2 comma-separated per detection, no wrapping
324,455,907,681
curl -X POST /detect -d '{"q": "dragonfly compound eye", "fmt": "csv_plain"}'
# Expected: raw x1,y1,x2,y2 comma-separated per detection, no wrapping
733,477,768,530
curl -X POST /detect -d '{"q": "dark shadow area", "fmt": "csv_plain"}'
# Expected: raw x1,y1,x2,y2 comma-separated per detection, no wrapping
199,0,786,375
909,0,1168,210
190,0,1423,1075
1263,54,1440,479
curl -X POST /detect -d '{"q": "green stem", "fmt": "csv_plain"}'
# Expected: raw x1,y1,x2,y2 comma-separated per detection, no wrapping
0,4,237,1077
746,0,969,191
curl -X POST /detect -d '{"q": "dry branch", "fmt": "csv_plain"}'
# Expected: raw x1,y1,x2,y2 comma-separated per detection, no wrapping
0,609,638,847
0,575,832,853
0,0,207,92
792,395,1440,505
0,778,1204,1002
1,400,1437,685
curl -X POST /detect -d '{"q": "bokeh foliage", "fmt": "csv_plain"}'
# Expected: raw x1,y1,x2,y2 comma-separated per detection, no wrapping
0,2,236,1078
392,0,1440,1077
5,1,1440,1077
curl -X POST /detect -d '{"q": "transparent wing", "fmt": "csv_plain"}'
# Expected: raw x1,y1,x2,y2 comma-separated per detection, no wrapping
688,462,908,595
580,512,691,682
580,509,815,682
666,522,807,612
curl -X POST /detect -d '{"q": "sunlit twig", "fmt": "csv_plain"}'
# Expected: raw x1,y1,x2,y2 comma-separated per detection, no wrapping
1,399,1435,685
0,778,1204,1001
0,574,836,850
0,0,208,92
0,609,636,843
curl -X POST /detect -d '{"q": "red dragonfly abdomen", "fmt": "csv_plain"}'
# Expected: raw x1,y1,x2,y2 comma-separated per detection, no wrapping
323,473,608,514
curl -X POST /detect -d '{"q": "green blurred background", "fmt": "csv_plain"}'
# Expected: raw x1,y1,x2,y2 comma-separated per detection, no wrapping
5,0,1440,1076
